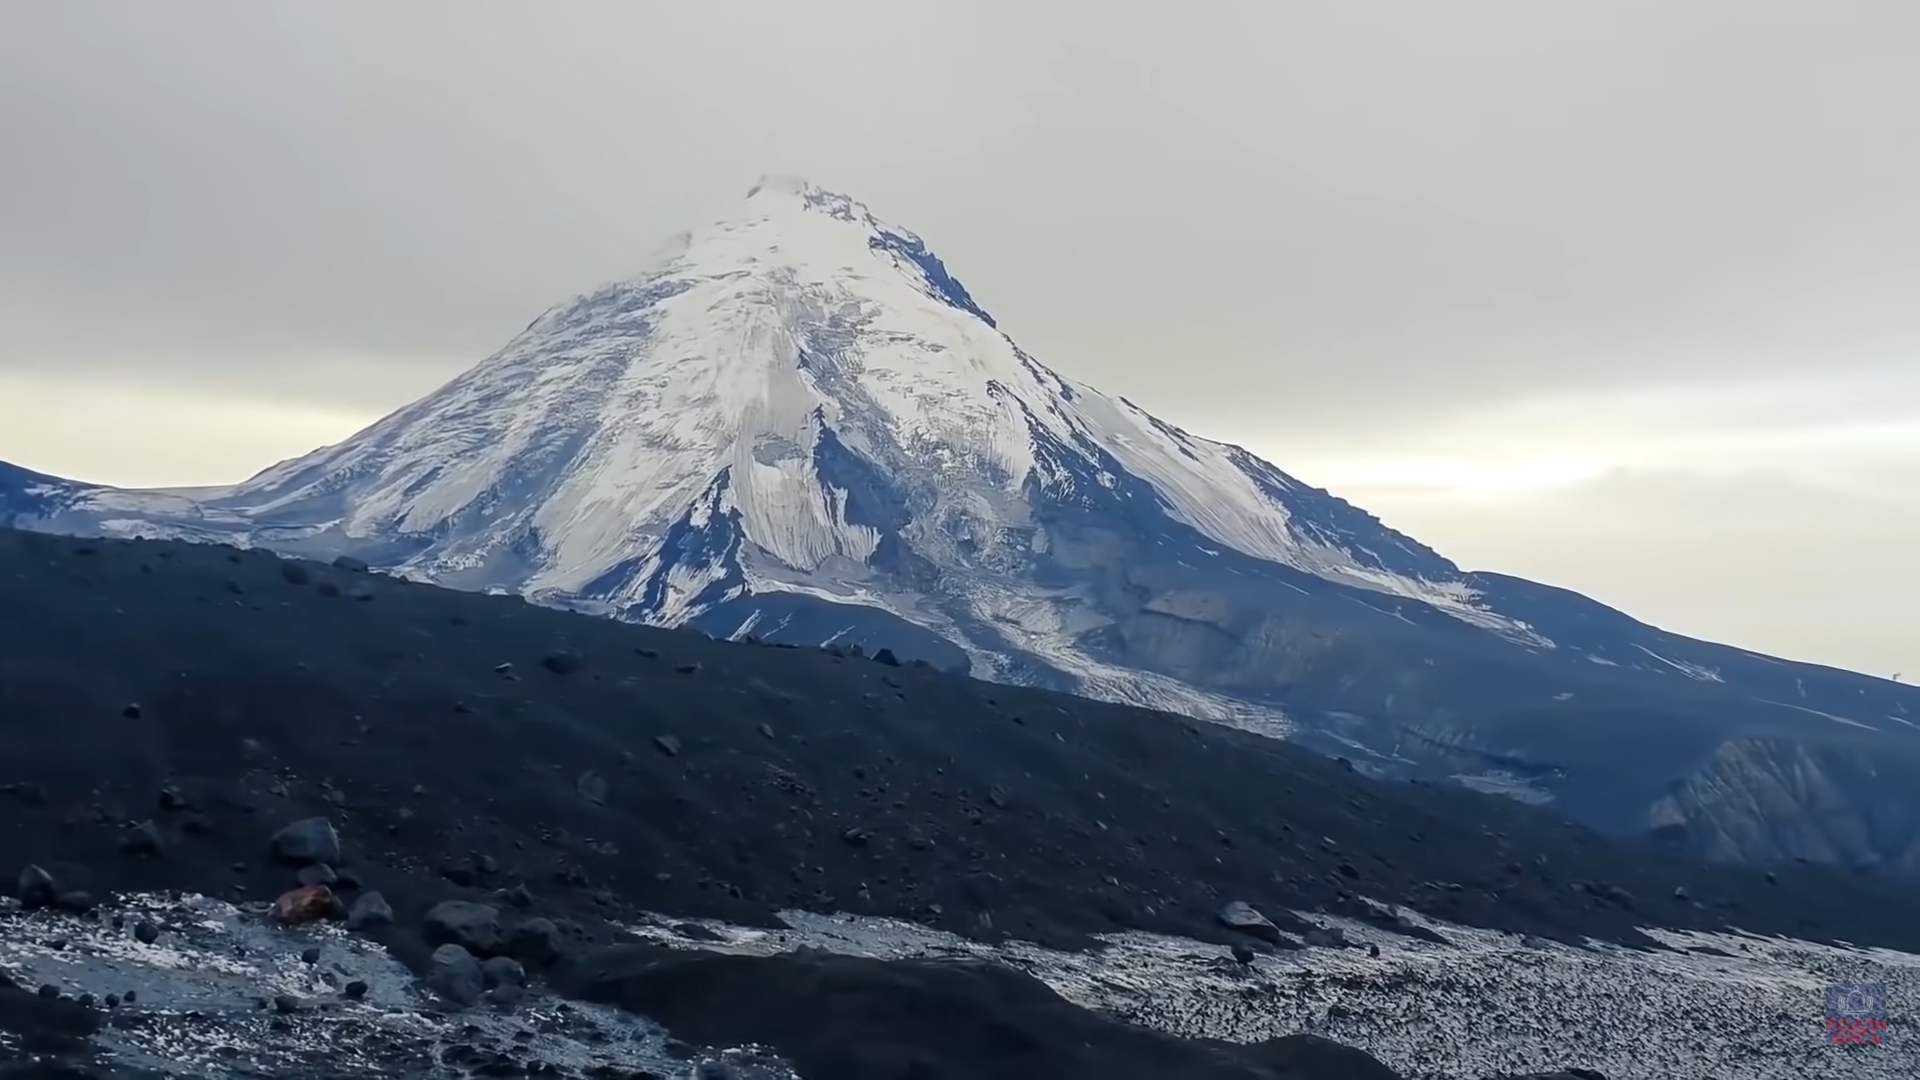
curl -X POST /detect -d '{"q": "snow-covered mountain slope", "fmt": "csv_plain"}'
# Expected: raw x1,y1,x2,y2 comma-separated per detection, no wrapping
8,176,1920,870
214,177,1534,655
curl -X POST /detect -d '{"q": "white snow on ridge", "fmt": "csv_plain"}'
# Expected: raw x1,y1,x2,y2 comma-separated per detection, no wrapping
1633,644,1725,683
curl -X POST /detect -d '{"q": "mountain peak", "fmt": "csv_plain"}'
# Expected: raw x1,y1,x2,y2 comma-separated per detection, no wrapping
738,174,882,230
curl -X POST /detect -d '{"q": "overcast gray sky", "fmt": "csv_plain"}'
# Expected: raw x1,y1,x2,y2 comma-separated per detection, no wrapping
3,0,1916,677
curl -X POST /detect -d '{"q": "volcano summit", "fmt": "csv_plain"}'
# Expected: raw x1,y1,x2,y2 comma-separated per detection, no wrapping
8,176,1920,868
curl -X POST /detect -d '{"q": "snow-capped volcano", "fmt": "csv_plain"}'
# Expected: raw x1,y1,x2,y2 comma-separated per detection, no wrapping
10,176,1920,871
205,175,1535,700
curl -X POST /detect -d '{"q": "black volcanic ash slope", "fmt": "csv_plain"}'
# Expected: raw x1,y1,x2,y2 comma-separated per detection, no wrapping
5,527,1920,955
2,527,1919,1077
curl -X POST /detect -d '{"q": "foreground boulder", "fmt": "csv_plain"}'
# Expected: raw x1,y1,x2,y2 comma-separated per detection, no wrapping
269,817,341,866
426,943,485,1005
424,900,505,956
16,865,57,910
1218,900,1285,945
557,945,1403,1080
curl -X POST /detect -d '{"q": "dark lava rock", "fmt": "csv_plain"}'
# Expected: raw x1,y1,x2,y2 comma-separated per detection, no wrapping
481,955,527,989
280,561,311,585
297,862,339,887
427,943,485,1005
132,920,160,944
119,819,166,856
541,651,583,675
559,945,1402,1080
343,979,369,1000
1217,900,1283,945
1229,942,1257,965
507,917,566,968
332,555,371,572
425,900,505,956
16,864,57,910
270,817,342,866
347,890,394,930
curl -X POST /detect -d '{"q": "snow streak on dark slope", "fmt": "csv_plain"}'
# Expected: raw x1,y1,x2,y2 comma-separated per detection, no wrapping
6,176,1919,867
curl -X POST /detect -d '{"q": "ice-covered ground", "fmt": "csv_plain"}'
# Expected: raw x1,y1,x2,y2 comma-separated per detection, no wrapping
622,902,1914,1080
4,890,1909,1079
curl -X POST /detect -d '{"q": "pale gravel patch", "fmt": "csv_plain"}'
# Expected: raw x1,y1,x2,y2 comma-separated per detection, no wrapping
624,901,1914,1080
1,892,798,1079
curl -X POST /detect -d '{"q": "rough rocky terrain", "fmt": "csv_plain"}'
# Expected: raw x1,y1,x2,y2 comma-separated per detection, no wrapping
1,527,1913,1077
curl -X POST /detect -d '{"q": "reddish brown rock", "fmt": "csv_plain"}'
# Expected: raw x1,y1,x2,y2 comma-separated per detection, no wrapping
270,884,336,925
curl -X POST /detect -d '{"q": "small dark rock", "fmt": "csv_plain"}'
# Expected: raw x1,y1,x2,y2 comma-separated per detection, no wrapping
427,944,485,1005
297,863,339,887
300,947,321,965
281,561,311,585
133,920,160,944
481,955,526,989
119,819,166,856
332,555,370,572
1218,900,1283,945
347,890,394,930
1230,942,1257,964
541,651,583,675
270,817,342,866
506,917,565,968
273,994,300,1014
654,734,682,757
425,900,505,956
873,647,901,666
343,980,369,1000
17,864,58,909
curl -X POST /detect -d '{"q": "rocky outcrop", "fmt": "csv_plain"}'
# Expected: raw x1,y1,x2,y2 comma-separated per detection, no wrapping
1646,737,1920,872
